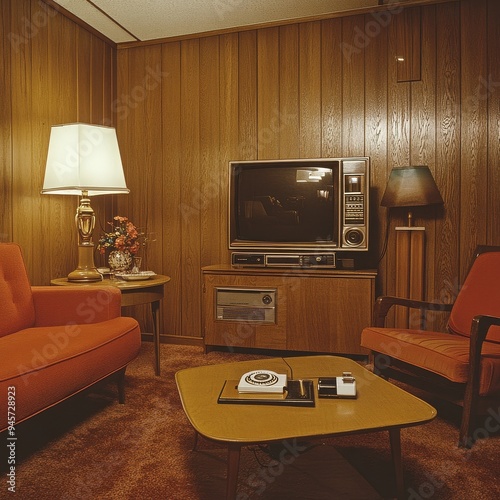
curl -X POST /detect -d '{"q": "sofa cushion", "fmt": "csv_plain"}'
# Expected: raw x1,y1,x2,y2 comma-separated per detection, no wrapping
0,243,35,337
361,327,500,396
0,317,141,428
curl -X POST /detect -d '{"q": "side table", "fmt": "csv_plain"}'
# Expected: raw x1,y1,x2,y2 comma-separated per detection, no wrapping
51,274,170,375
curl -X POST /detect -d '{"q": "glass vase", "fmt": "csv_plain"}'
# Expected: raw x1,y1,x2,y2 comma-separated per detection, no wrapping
131,256,142,273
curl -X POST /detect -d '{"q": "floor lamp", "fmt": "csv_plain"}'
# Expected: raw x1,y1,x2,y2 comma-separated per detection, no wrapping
42,123,129,282
381,166,443,328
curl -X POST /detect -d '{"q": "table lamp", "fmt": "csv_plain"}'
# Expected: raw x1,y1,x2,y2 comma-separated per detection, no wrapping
380,165,443,226
42,123,129,282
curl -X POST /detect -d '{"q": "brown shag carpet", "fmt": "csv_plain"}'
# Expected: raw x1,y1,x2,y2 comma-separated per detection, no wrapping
3,342,500,499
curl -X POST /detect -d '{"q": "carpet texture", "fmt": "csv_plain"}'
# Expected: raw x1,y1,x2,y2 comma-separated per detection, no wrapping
2,343,500,499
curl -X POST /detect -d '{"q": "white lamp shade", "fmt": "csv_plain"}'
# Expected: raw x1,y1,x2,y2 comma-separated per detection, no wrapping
42,123,129,196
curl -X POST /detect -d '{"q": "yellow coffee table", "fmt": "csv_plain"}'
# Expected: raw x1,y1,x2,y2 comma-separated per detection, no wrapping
175,355,436,500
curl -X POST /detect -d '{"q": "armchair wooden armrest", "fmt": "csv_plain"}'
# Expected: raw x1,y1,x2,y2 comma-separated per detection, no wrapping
461,314,500,447
373,296,453,327
469,314,500,376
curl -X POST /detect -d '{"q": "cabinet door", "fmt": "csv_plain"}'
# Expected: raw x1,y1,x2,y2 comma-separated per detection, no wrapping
203,274,288,350
286,277,373,354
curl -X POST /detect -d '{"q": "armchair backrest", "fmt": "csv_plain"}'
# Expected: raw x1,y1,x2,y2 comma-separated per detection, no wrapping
0,243,36,337
448,248,500,343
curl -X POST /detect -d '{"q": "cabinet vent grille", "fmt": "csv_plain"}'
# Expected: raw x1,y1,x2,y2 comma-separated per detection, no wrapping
220,307,265,322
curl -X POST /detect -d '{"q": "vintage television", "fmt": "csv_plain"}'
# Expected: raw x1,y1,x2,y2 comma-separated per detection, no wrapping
229,157,370,269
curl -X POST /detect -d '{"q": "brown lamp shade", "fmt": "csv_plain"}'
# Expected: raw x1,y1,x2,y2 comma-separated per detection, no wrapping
380,166,443,208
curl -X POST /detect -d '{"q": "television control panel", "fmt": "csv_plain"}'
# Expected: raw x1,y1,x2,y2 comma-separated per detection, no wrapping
344,195,365,224
341,160,368,250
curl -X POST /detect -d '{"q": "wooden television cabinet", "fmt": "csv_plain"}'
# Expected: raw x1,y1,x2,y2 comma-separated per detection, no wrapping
202,264,376,355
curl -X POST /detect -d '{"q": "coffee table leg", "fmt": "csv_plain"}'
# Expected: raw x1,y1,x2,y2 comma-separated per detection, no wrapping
226,443,241,500
389,428,404,500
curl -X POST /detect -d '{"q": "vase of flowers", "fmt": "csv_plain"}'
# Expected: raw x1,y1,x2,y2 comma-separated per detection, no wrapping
97,216,142,272
108,250,133,272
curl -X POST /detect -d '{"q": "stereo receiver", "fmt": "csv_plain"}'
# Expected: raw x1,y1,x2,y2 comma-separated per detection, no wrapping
216,287,276,324
231,252,336,268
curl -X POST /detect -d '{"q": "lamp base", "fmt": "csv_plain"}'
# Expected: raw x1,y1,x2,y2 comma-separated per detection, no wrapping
68,244,102,282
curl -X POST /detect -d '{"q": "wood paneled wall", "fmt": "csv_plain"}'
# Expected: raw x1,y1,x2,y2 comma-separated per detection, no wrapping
116,0,500,340
1,0,116,282
2,0,500,343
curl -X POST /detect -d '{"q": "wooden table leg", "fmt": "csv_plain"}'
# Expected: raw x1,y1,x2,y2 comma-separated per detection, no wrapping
226,443,241,500
192,430,199,451
151,300,161,376
389,428,404,500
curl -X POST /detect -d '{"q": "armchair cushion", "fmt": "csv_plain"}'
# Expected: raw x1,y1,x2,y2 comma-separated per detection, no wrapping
448,251,500,343
361,327,500,395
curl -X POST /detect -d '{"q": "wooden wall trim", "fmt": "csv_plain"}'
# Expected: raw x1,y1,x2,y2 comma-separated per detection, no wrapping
116,0,458,50
40,0,117,48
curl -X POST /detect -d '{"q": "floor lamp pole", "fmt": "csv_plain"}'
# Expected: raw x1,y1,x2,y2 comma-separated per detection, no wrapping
394,226,425,328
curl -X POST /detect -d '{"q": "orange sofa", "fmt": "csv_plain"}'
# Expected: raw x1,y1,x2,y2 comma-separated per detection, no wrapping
0,243,141,432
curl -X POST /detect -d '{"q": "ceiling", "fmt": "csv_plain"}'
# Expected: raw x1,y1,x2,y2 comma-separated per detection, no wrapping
49,0,417,45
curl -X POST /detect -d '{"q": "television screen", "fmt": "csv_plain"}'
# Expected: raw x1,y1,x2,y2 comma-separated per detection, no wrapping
232,161,338,246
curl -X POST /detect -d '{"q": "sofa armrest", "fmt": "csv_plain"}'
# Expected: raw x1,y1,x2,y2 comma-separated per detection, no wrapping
31,286,122,327
373,295,453,327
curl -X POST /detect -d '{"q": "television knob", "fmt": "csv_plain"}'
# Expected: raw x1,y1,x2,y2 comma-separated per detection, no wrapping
262,294,273,305
345,229,364,246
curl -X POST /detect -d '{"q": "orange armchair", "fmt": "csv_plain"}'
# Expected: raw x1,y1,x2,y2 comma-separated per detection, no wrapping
361,246,500,448
0,243,141,431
